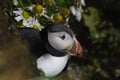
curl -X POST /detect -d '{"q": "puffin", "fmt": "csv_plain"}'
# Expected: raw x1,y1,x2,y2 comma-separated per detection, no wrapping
19,24,83,77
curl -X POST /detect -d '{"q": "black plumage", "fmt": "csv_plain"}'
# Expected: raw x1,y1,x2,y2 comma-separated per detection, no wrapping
18,24,74,58
18,28,47,58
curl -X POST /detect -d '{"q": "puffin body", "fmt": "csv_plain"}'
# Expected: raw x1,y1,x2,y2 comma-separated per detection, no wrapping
37,54,69,77
19,24,82,77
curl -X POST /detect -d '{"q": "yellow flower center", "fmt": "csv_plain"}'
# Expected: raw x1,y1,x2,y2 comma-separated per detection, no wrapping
33,25,41,30
60,8,70,18
34,5,43,14
53,13,63,23
22,11,30,19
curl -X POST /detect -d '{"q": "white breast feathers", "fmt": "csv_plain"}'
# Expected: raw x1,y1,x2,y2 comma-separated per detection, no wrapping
36,54,69,77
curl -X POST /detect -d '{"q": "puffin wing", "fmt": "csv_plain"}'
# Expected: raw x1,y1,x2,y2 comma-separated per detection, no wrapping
18,28,41,45
18,28,46,58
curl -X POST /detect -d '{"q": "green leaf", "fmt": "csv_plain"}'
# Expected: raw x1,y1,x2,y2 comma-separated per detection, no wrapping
99,70,109,78
83,7,100,33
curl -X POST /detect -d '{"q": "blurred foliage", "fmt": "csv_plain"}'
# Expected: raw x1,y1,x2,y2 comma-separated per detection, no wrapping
77,0,120,80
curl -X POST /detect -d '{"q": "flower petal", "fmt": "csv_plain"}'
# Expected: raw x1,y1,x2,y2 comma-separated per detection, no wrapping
34,19,44,30
13,0,18,6
13,11,21,15
75,8,81,21
81,0,86,6
15,15,23,22
38,25,44,31
70,6,76,15
27,5,35,11
35,19,40,26
13,10,23,17
23,17,33,27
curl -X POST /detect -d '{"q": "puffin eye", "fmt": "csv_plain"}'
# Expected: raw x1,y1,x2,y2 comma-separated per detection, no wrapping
60,34,65,40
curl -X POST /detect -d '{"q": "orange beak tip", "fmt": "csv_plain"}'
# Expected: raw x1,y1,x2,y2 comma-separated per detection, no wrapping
74,37,83,58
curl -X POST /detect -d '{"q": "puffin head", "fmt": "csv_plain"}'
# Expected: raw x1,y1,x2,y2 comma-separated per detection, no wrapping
46,24,82,57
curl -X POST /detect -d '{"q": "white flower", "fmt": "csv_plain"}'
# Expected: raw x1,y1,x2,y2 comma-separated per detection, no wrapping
39,8,47,17
13,8,44,30
31,18,44,31
13,8,35,28
23,17,44,31
13,0,18,6
22,17,33,28
70,6,82,22
13,8,31,21
13,8,24,22
80,0,86,6
70,0,86,21
27,5,47,17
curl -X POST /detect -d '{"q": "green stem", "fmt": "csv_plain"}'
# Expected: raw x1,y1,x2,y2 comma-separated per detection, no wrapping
28,0,32,5
19,0,25,8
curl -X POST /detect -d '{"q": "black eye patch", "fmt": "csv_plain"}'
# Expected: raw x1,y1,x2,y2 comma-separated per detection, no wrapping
60,34,65,40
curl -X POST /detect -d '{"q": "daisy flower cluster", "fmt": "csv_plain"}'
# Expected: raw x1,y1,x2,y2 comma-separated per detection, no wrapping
12,0,85,31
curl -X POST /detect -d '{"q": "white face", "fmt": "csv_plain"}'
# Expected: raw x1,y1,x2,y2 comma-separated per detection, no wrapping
48,31,74,51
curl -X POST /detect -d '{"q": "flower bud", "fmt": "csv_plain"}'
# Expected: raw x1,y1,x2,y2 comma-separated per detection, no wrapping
34,5,43,14
60,8,70,18
53,13,63,23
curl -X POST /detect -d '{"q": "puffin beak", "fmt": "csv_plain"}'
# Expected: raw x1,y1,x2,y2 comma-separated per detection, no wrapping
73,37,83,57
66,37,83,57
